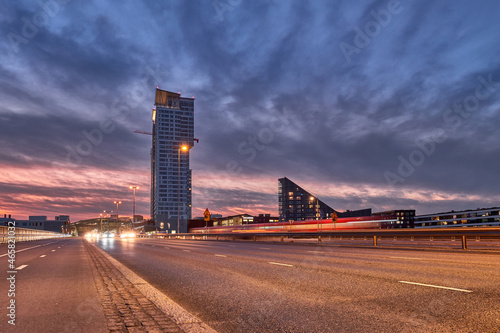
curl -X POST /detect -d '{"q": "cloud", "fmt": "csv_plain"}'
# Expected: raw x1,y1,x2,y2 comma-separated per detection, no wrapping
1,0,500,221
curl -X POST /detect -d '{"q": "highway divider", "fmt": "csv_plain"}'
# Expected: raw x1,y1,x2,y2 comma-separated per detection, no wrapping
0,225,70,243
137,227,500,250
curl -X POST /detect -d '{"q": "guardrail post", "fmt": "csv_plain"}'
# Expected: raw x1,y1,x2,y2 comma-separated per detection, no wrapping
280,236,284,243
253,235,256,242
373,235,378,247
318,236,322,245
462,235,467,250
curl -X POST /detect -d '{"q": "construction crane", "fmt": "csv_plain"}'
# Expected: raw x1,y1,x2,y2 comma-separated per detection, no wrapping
134,130,152,135
133,130,199,143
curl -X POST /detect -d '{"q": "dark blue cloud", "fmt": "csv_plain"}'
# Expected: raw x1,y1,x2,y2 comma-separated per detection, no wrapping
1,0,500,219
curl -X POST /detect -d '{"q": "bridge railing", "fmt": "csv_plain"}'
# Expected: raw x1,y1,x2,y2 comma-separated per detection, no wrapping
137,227,500,250
0,225,71,244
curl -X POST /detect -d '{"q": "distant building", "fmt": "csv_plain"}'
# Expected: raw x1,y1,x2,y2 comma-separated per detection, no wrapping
16,215,70,233
151,88,195,233
253,214,280,224
29,216,47,221
133,215,144,222
213,214,254,226
415,207,500,228
1,214,14,226
188,213,279,230
278,177,371,222
373,210,415,228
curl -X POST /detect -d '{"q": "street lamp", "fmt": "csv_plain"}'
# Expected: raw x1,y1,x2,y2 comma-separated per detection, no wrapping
129,186,139,224
172,144,191,234
114,201,122,220
114,200,122,234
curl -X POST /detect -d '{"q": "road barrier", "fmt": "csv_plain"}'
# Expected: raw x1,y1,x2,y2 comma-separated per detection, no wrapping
137,227,500,250
0,225,70,244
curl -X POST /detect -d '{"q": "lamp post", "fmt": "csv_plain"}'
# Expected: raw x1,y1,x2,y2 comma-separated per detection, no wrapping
129,186,139,224
114,201,122,220
114,201,122,234
172,144,190,234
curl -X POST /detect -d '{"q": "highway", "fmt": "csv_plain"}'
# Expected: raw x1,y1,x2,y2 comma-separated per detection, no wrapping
94,237,500,332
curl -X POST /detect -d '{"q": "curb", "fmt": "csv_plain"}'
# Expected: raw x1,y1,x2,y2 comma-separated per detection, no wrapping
92,243,217,333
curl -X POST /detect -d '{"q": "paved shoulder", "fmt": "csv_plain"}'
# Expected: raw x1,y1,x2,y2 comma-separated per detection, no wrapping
85,240,215,332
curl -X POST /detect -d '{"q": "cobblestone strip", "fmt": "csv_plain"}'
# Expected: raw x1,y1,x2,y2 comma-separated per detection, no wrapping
84,241,183,332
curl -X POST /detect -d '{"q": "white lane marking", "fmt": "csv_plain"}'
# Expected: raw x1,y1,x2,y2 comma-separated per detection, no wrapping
215,254,227,257
182,250,191,252
398,281,472,293
269,262,293,267
16,265,28,270
51,250,56,252
40,255,46,258
0,243,53,257
389,257,423,260
307,251,325,254
58,247,61,248
259,247,270,250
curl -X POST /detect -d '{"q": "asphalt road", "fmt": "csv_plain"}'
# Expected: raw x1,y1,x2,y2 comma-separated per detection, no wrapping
0,238,107,333
94,237,500,332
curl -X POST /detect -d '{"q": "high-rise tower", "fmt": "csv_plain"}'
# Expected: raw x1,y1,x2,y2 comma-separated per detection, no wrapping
151,89,194,233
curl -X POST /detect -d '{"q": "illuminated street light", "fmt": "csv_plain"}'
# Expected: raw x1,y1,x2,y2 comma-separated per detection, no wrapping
114,200,122,234
114,201,122,220
129,186,139,223
172,144,192,234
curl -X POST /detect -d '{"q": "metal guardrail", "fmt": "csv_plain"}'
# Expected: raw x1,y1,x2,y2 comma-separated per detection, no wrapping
137,227,500,250
0,225,71,244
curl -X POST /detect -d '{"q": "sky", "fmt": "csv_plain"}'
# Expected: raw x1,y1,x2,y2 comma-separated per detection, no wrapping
1,0,500,222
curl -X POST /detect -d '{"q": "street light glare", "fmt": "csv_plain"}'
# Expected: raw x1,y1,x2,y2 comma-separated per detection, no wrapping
181,145,188,151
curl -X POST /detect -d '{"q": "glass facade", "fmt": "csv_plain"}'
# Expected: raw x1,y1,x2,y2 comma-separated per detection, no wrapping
278,177,336,222
151,89,194,233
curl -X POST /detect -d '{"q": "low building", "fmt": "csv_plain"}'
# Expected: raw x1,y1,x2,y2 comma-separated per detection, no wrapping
213,214,254,226
16,215,70,233
373,210,415,228
188,213,279,230
415,207,500,228
1,214,15,226
253,214,280,224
